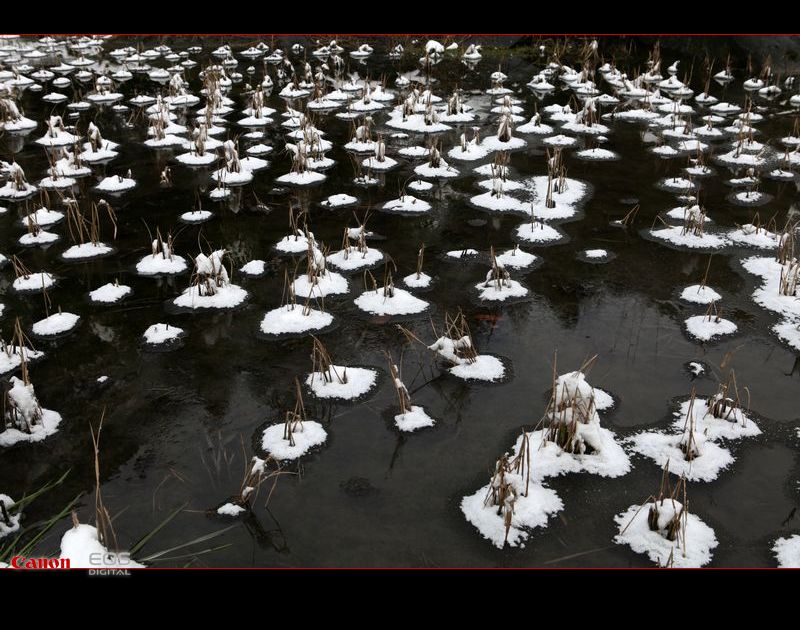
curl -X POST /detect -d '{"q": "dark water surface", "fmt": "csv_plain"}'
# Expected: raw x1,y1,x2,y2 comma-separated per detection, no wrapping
1,37,799,567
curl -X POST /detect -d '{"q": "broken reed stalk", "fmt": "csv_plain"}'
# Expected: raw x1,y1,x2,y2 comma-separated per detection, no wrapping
89,408,119,552
309,335,346,385
386,352,411,415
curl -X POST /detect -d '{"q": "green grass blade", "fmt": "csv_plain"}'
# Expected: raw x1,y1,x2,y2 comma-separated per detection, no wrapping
129,502,188,555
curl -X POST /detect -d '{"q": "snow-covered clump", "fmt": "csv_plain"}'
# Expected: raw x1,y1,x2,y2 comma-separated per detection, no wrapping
89,282,132,304
428,333,505,382
305,365,378,400
627,430,733,482
0,346,44,375
727,224,781,249
0,494,21,538
685,314,737,341
470,190,527,214
528,175,590,221
326,246,383,272
217,503,246,517
173,250,248,309
648,226,728,250
32,312,80,336
143,323,184,345
515,221,566,245
275,231,314,254
680,285,721,304
404,272,432,289
394,406,435,432
670,397,760,441
354,287,429,316
13,272,55,292
136,242,187,275
261,420,327,460
60,523,145,568
614,499,718,567
231,258,263,277
180,210,213,224
321,193,358,209
475,277,528,301
0,376,62,448
773,535,800,568
292,270,349,299
461,473,563,548
62,242,114,260
494,248,538,269
382,195,431,214
259,304,333,336
95,175,136,193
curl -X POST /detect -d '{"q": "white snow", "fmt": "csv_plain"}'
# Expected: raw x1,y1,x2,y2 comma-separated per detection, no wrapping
175,152,217,166
275,170,326,186
470,191,527,214
321,193,358,209
448,354,506,382
0,346,45,375
688,362,705,376
649,226,728,250
62,242,113,259
143,323,184,345
475,279,528,301
614,501,718,567
414,161,459,179
261,420,327,460
354,287,429,316
727,225,780,249
136,254,187,275
173,284,248,310
394,406,435,432
19,231,59,246
382,196,431,214
240,260,266,276
95,176,136,193
60,524,144,568
670,398,761,441
627,431,734,481
495,249,538,269
773,535,800,568
527,175,589,221
0,376,62,448
481,136,527,152
461,479,563,548
404,272,432,289
515,222,565,244
292,272,349,299
13,272,55,292
0,494,20,538
326,247,383,272
32,312,80,336
583,249,608,259
217,503,246,517
306,365,378,400
575,148,620,161
446,249,480,259
680,285,721,305
408,180,434,192
180,210,213,224
685,315,737,341
275,233,313,254
259,304,333,335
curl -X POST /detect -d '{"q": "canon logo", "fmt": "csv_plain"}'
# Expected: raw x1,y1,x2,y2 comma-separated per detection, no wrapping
10,557,71,569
